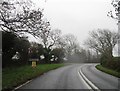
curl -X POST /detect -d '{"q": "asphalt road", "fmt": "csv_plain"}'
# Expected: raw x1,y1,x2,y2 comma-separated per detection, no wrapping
81,64,119,90
16,63,119,90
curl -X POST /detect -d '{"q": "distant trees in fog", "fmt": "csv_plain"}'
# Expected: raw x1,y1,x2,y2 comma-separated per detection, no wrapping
84,29,119,61
84,29,120,70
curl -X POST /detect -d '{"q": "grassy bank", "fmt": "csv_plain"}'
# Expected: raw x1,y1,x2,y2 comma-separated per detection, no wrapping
2,64,64,90
96,65,120,78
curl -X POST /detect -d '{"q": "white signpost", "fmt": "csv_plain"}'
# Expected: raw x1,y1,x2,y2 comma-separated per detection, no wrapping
117,1,120,57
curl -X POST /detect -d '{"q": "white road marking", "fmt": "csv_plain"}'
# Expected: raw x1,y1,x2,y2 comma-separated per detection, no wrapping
79,68,101,91
12,80,32,91
78,71,92,90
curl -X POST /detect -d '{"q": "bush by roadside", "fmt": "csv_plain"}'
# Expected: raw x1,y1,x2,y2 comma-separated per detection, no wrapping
100,56,120,72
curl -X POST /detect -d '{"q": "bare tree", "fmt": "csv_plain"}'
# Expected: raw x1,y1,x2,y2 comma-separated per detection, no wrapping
61,34,80,56
107,0,120,20
38,20,51,48
84,29,119,61
0,0,46,36
39,28,62,49
38,28,62,63
49,29,62,49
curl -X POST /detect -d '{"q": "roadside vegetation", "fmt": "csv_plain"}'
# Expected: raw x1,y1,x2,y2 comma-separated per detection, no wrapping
1,0,120,90
1,0,94,69
2,64,64,90
84,0,120,77
1,1,98,90
96,64,120,78
84,29,120,75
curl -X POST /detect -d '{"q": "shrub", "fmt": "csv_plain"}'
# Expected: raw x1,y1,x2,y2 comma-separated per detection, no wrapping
101,55,120,72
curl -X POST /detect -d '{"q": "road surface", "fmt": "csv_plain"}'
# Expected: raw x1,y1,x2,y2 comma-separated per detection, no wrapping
81,64,119,90
16,63,119,90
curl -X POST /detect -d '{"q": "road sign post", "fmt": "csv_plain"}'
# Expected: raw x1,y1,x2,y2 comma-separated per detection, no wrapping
28,47,39,68
116,1,120,57
29,59,39,68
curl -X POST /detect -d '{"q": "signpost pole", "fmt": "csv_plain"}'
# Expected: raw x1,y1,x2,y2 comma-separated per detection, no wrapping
117,1,120,57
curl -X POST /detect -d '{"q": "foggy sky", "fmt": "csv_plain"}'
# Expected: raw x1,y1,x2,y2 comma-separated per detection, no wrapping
31,0,118,56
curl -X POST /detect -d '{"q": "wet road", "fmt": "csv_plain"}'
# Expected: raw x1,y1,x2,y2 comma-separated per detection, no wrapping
81,64,119,90
16,63,119,90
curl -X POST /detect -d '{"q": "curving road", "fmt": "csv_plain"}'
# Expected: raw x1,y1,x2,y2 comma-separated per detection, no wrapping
16,63,119,90
81,64,119,90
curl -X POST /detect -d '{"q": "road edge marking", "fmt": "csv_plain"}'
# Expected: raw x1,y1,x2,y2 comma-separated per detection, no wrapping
12,79,32,91
79,69,101,91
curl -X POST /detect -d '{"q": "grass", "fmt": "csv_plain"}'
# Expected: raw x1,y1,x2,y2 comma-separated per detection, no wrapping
96,65,120,78
2,64,64,90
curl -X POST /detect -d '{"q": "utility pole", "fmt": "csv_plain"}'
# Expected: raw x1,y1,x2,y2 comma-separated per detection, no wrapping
117,1,120,56
111,0,120,57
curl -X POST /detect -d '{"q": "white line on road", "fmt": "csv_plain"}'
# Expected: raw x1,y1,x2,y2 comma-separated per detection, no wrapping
78,71,92,90
79,68,101,91
12,79,32,91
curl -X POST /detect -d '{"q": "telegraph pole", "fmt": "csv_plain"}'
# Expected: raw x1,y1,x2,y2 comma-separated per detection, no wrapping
117,1,120,56
116,2,120,91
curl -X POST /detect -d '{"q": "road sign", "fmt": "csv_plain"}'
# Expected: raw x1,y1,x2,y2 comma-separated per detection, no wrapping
29,59,39,68
32,61,36,68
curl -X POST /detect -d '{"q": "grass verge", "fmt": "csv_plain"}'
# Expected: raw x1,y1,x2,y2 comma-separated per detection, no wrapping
96,65,120,78
2,64,64,90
